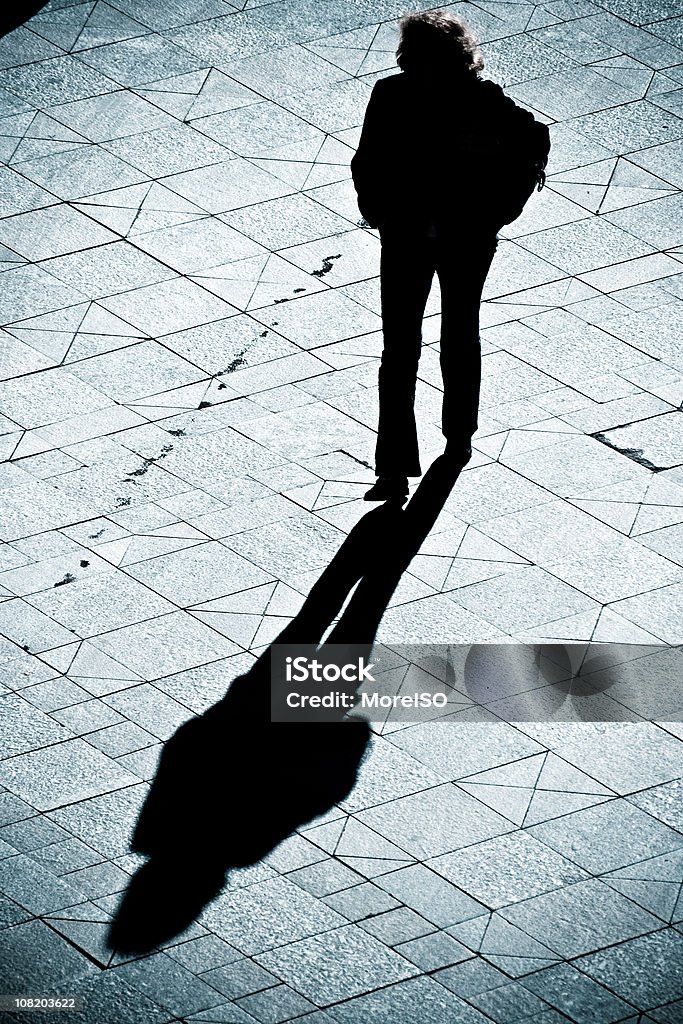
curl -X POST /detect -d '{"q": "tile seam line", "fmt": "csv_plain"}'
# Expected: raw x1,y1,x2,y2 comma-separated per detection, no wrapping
0,10,671,94
1,55,125,107
561,97,683,153
511,552,683,620
3,321,327,392
4,591,252,661
22,573,254,667
2,775,145,811
70,1,150,56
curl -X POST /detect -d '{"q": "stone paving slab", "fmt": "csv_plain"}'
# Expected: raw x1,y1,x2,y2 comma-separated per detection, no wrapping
0,0,682,1022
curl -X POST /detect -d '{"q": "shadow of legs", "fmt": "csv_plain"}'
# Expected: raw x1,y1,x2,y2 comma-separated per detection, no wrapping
107,456,464,954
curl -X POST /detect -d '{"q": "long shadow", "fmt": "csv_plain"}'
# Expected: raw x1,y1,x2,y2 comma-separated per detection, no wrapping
107,454,466,954
1,2,51,40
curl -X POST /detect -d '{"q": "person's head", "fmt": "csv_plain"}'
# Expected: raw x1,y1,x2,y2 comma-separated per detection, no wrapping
396,10,484,76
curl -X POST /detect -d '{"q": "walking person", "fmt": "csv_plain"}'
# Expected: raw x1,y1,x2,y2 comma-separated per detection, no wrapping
352,11,550,501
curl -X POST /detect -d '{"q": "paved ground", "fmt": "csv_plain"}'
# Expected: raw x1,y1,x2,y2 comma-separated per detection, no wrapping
1,0,683,1021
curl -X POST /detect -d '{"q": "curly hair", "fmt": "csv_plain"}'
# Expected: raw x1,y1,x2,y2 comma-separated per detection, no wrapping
396,10,484,75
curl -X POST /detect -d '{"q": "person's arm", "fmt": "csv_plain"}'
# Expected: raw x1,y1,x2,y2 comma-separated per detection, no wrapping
351,81,388,229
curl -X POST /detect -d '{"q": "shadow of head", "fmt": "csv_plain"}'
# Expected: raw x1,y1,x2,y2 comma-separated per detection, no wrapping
107,455,465,954
2,3,52,40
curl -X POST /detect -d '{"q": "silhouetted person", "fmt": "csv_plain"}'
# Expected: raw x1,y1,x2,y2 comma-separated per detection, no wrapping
352,11,550,501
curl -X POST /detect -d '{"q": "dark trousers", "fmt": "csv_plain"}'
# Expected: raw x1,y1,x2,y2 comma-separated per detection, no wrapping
375,226,497,477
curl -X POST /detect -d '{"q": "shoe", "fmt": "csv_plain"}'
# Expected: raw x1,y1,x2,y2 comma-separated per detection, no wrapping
443,443,472,466
364,476,409,502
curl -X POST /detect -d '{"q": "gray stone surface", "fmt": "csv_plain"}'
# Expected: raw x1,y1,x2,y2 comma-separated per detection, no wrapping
255,924,418,1004
1,1,682,1021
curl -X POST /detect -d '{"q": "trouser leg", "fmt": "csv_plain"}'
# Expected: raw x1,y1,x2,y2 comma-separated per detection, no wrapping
375,231,435,477
437,236,497,447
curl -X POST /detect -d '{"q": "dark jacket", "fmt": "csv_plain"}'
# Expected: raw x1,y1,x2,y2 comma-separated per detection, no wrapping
351,70,550,232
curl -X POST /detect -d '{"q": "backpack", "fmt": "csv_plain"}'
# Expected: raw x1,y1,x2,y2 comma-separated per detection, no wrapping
442,83,551,229
497,118,551,226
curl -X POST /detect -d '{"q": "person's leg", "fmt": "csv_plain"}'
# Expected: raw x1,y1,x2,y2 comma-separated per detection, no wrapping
374,227,435,482
436,234,497,460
